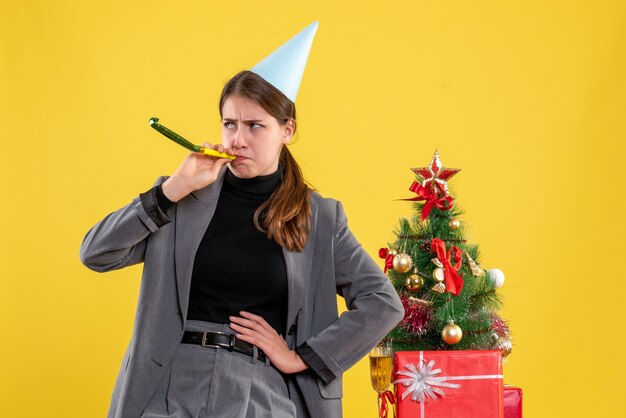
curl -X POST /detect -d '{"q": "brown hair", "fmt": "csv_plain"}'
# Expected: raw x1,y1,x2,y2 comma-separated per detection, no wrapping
219,70,313,252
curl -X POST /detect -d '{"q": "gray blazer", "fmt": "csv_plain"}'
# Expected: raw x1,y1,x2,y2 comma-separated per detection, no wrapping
80,166,404,418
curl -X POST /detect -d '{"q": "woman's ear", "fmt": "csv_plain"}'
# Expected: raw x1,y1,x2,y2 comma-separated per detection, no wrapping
282,119,295,144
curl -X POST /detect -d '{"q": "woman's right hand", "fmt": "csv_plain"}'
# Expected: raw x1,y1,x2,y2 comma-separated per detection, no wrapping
161,142,235,202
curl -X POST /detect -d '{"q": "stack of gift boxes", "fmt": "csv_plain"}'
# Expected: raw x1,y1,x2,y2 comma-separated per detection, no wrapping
393,350,522,417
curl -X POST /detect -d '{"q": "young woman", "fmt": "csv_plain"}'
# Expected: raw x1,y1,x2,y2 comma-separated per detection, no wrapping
80,70,404,418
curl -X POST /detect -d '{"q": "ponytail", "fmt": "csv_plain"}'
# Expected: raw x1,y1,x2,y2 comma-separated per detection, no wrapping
253,147,312,252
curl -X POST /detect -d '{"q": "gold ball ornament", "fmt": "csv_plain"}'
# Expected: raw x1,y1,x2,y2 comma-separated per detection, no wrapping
492,333,512,357
405,274,425,292
393,253,413,273
442,321,463,345
449,218,461,229
389,249,398,256
432,267,445,282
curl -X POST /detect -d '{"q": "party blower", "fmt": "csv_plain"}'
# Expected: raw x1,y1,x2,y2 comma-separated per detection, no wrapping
149,117,236,160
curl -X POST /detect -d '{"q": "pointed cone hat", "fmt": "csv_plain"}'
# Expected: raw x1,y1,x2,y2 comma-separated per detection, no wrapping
250,21,318,103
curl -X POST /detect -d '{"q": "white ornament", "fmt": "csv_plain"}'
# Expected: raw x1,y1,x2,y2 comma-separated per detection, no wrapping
486,269,505,288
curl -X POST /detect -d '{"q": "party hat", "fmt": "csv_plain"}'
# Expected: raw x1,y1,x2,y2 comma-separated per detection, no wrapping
250,21,318,102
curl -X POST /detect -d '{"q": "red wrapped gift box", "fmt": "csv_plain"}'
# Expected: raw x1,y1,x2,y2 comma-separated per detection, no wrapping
394,350,504,418
504,385,523,418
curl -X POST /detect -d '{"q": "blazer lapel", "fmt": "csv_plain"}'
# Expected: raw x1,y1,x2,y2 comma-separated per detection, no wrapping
283,198,318,330
174,167,227,319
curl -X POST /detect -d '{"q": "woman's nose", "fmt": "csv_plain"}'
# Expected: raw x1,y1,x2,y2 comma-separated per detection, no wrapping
232,128,247,148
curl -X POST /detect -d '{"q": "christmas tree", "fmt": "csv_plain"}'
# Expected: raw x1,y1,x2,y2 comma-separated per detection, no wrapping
381,151,512,357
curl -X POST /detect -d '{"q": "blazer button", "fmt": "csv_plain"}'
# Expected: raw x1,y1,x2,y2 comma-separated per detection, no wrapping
288,324,297,335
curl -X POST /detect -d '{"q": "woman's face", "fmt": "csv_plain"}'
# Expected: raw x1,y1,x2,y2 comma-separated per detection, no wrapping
221,94,294,178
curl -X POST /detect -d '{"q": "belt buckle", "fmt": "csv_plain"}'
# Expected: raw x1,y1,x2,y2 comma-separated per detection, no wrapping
227,334,236,352
200,331,223,349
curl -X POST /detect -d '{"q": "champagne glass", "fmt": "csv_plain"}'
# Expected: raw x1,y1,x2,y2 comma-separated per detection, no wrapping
369,344,394,418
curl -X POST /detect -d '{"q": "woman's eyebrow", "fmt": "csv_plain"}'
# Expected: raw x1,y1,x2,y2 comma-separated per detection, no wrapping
223,117,264,123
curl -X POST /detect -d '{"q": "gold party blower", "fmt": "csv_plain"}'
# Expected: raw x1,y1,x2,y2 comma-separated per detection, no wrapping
149,117,236,160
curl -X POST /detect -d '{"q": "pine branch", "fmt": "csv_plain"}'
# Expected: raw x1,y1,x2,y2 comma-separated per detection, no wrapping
469,288,502,311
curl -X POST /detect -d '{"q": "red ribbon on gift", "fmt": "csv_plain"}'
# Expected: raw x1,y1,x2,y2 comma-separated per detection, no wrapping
432,238,464,296
378,390,396,418
379,248,394,273
402,181,454,222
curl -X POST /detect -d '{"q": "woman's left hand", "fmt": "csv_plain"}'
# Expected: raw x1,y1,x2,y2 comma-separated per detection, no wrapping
229,311,308,374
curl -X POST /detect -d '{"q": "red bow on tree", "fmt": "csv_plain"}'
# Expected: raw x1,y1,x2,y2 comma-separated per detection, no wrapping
379,248,394,273
378,390,395,418
431,238,464,296
402,181,454,222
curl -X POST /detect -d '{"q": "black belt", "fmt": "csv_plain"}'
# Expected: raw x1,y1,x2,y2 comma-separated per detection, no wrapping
181,331,267,363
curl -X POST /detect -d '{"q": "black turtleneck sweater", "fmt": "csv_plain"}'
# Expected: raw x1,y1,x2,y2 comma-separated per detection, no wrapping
142,165,334,383
157,166,288,335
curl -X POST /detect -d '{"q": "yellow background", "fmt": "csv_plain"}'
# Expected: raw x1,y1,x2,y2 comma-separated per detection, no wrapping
2,1,625,416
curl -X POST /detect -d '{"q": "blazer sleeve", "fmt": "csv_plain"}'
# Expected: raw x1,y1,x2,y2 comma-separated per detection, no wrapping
302,200,405,384
79,176,170,272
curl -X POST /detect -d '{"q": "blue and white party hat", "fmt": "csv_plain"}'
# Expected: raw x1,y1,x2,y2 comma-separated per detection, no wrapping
250,21,318,102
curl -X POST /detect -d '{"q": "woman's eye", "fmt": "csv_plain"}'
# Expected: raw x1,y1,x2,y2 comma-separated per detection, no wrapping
249,123,262,129
223,121,234,128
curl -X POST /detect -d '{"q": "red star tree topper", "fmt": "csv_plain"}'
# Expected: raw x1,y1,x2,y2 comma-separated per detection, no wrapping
411,150,461,197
